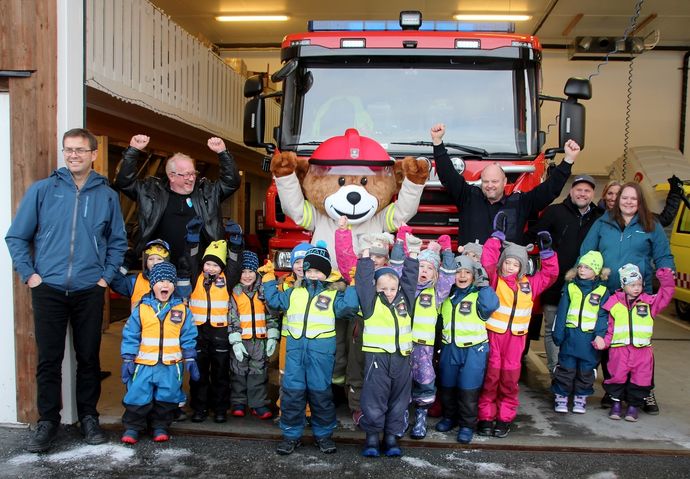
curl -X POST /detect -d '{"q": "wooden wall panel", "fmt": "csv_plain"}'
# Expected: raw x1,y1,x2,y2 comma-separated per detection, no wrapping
0,0,35,70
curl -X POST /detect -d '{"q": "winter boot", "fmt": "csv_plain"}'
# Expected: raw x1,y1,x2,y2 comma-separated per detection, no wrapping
643,392,660,415
572,395,587,414
608,400,622,420
383,433,402,457
625,405,639,422
361,433,380,457
435,418,457,432
476,420,494,437
410,407,428,439
457,427,474,444
554,394,569,413
276,438,302,455
493,421,510,438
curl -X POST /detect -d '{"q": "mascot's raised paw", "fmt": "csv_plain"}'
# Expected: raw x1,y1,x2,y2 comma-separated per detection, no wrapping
398,156,430,185
270,151,298,178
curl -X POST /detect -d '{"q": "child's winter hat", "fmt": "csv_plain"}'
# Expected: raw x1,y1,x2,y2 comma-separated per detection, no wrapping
619,263,643,286
454,255,476,273
461,241,483,259
148,262,177,288
202,240,227,269
374,266,399,281
242,251,260,272
418,248,441,270
578,251,603,276
303,240,332,277
143,239,170,269
369,233,394,258
290,242,312,267
498,241,530,277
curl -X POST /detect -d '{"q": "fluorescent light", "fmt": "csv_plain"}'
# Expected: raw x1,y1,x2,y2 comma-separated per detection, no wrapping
215,15,289,22
453,14,531,22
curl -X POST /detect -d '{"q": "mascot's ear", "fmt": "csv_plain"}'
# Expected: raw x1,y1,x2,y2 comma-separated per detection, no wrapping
295,158,310,183
270,151,298,178
396,156,430,186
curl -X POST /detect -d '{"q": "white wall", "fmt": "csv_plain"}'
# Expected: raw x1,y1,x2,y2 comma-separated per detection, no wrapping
0,93,18,424
221,47,690,178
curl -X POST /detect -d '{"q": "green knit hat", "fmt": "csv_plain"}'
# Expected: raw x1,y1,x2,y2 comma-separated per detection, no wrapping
578,250,603,276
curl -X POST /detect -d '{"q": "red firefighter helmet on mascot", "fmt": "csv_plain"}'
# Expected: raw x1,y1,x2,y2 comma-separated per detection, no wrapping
309,129,394,224
310,128,394,167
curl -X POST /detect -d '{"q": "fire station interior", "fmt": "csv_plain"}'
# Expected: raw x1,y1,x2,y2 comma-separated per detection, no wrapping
83,1,690,432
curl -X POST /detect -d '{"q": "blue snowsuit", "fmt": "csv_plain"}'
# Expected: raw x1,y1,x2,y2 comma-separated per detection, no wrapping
264,278,359,441
438,283,499,429
551,276,609,396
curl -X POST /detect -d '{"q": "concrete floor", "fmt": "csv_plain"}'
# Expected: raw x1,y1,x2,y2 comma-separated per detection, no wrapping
97,301,690,452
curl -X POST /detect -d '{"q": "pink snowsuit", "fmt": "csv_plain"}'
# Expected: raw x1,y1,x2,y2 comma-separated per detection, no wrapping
478,236,558,423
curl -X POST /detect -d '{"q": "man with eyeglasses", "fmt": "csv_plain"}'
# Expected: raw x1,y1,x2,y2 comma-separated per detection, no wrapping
113,134,240,269
6,128,127,452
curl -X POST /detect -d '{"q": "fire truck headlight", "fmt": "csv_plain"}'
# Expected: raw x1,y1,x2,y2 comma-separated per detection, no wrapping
450,157,466,175
275,250,292,270
399,11,422,30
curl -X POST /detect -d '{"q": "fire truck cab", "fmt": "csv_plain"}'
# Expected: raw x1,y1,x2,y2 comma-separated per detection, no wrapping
244,11,591,271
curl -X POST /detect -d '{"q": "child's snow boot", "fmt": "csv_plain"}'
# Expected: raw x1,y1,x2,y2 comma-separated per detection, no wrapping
383,434,402,457
609,400,622,420
572,395,587,414
554,394,569,413
361,433,380,457
410,407,428,439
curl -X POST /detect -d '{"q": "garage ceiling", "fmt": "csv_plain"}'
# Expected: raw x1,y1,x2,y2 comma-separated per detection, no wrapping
148,0,690,48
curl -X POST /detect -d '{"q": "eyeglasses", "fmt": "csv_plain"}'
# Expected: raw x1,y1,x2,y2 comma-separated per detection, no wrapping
172,171,199,180
63,148,94,156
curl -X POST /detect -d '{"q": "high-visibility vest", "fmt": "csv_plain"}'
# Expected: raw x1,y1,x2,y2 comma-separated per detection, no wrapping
566,284,607,332
486,278,533,335
189,273,230,327
135,302,186,365
440,291,488,347
609,301,654,348
363,294,413,355
131,273,151,311
413,287,438,345
285,288,338,339
280,276,296,337
232,290,267,339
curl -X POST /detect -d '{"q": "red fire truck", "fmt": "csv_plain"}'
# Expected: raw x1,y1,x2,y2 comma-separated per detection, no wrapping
243,11,590,272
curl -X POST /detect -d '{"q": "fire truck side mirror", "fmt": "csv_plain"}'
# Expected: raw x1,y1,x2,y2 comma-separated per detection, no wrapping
558,77,591,151
243,96,266,148
244,75,264,98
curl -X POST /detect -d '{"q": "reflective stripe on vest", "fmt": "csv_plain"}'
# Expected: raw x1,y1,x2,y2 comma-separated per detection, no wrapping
566,284,607,332
130,273,150,311
440,291,488,347
285,288,337,339
486,278,533,335
413,287,438,345
135,303,186,365
232,290,267,339
609,301,654,348
189,273,230,327
363,295,413,355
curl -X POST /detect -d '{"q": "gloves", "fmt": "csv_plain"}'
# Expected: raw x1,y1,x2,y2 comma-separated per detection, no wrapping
537,231,554,258
121,354,136,384
492,211,507,241
257,260,276,282
229,332,247,361
396,224,413,243
225,220,244,248
406,234,422,256
358,234,374,254
437,234,452,251
186,216,204,244
266,339,278,357
669,175,684,194
474,265,490,288
185,358,201,382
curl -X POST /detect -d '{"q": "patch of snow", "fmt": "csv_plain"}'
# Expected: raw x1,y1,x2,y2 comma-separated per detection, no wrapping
6,453,38,465
47,444,135,463
401,456,455,477
586,472,619,479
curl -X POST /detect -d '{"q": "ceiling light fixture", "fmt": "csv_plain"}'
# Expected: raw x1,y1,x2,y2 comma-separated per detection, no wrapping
215,15,289,22
453,14,531,22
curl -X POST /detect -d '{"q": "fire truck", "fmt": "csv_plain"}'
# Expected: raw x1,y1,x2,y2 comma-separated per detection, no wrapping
243,11,591,272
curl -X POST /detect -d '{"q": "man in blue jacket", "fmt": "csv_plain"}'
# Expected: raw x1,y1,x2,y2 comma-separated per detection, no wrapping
6,128,127,453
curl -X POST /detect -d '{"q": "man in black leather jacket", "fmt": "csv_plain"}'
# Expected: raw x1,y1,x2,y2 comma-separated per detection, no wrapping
113,134,240,266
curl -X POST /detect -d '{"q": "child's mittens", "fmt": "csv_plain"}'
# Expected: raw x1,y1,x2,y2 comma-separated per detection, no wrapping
492,211,507,241
437,235,452,251
225,220,244,248
185,216,204,244
537,231,554,259
474,265,490,288
592,336,606,351
266,328,280,357
185,358,201,381
406,234,423,255
396,224,413,243
229,332,248,361
426,240,441,254
656,267,675,285
258,260,276,282
358,234,374,255
121,354,136,384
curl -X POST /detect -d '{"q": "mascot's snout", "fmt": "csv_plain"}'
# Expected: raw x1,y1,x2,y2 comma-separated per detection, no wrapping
325,184,378,224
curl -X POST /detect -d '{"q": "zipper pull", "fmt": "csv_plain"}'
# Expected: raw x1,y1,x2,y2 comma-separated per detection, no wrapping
374,361,378,369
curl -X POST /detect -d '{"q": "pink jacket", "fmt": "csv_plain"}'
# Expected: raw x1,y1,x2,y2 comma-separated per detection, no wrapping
601,267,675,348
481,236,559,298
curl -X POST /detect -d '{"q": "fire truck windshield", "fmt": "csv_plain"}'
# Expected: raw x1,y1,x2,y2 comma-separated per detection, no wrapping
280,60,538,158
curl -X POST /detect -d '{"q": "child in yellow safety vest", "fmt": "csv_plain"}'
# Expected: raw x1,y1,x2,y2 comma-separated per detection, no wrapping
188,240,232,424
594,263,675,422
551,251,610,415
120,262,198,444
477,212,558,438
228,251,280,419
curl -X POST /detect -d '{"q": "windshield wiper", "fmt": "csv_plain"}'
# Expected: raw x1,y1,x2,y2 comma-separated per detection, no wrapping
285,141,323,146
390,141,488,157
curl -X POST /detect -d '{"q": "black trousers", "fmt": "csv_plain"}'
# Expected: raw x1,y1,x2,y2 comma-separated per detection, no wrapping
31,283,105,423
190,322,231,412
